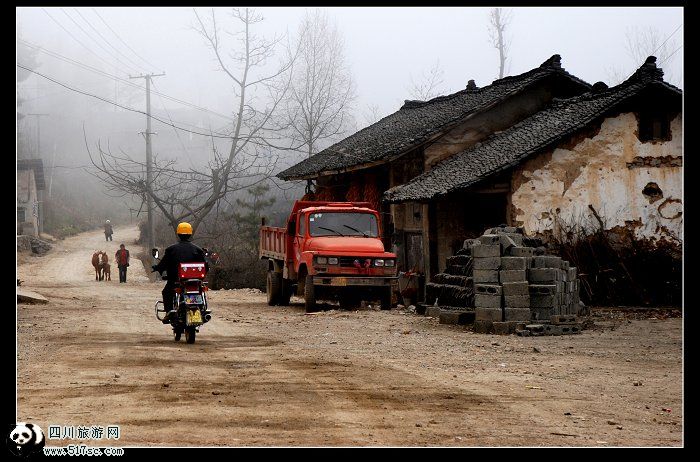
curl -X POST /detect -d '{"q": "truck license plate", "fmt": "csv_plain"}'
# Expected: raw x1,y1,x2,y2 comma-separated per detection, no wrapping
331,277,347,286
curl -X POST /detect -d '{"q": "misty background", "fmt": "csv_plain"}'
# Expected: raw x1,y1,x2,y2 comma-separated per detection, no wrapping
16,6,683,288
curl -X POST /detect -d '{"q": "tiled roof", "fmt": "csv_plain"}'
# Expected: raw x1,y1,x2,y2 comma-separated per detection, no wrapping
278,55,591,180
384,57,681,203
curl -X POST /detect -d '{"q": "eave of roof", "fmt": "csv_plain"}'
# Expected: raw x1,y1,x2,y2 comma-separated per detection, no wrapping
278,54,591,181
384,56,681,204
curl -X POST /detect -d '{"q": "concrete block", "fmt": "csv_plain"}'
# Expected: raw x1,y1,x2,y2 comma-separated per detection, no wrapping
530,294,556,308
472,244,501,258
508,246,534,257
504,307,531,321
473,256,501,270
528,268,558,283
473,320,494,334
501,256,529,270
529,284,557,295
543,323,582,335
561,260,570,270
446,255,471,266
463,238,480,249
504,295,530,308
550,314,577,325
475,284,502,296
525,324,546,334
493,321,517,335
474,294,502,309
439,310,475,325
502,281,529,296
415,304,428,315
532,255,562,268
568,267,577,280
425,306,441,317
499,234,517,255
515,329,531,337
530,303,543,317
475,307,503,322
499,270,527,283
479,234,500,246
473,270,499,283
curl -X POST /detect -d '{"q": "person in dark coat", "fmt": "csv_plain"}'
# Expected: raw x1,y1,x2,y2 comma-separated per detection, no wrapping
151,222,208,323
115,244,130,283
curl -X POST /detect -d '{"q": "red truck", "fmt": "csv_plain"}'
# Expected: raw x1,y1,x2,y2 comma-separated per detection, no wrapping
260,201,398,312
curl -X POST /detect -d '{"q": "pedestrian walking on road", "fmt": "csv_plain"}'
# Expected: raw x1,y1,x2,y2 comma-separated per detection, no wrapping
115,244,130,283
104,220,113,241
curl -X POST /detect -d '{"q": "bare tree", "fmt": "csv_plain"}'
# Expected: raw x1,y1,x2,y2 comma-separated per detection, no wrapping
407,60,446,101
362,104,383,127
488,8,512,79
87,8,295,234
285,9,356,158
607,26,681,86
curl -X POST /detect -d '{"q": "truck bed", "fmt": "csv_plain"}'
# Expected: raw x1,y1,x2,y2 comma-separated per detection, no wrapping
260,226,286,260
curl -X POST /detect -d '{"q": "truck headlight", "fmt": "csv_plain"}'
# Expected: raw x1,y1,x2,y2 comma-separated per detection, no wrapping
316,256,328,265
385,259,395,267
374,259,385,267
327,257,338,265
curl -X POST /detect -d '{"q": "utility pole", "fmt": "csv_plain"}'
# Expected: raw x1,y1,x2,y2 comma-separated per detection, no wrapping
27,113,49,235
129,72,165,254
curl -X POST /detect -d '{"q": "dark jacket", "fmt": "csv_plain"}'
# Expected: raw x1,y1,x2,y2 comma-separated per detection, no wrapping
104,224,113,235
153,240,208,282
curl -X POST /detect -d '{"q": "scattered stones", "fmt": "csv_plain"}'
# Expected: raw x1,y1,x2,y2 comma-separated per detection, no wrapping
533,347,541,353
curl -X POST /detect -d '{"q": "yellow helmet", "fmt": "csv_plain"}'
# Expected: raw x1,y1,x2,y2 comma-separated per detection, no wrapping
176,222,193,235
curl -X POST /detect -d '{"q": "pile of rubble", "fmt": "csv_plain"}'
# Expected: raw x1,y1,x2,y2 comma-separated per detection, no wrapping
17,235,52,255
422,225,583,335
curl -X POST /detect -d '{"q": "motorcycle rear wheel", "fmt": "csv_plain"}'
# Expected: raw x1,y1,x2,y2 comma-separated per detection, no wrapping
185,326,196,344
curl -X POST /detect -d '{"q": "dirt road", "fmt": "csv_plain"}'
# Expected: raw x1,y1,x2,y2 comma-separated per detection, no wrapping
17,227,682,446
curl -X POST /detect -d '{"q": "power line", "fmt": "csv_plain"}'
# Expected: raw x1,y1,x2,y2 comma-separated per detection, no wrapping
59,8,143,75
41,8,129,77
91,7,160,71
18,38,235,123
659,44,683,66
72,7,150,74
650,23,682,58
17,63,234,140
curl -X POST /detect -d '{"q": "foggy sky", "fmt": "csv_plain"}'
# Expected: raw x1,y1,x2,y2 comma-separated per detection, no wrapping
17,6,683,175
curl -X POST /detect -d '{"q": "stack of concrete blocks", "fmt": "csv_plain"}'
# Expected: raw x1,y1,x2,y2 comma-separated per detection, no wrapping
472,227,533,334
528,256,580,321
424,242,475,325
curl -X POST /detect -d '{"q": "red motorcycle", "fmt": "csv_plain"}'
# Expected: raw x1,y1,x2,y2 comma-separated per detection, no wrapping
153,250,212,344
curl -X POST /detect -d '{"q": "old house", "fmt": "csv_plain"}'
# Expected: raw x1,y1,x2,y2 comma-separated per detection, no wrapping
17,158,45,236
278,55,682,298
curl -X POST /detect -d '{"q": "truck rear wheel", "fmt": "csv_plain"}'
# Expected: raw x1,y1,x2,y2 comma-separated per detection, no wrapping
267,271,282,306
279,280,292,306
304,274,317,313
380,287,393,310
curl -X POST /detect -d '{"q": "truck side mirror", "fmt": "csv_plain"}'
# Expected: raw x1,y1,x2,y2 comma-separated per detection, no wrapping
287,220,296,236
151,248,159,259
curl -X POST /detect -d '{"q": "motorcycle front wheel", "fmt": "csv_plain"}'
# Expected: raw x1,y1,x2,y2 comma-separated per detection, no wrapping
174,327,182,342
185,326,196,344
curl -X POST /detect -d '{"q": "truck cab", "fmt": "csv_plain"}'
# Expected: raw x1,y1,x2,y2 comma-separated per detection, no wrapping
260,201,398,312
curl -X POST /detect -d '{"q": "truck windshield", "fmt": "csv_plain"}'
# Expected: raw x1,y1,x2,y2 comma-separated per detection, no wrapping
308,212,378,237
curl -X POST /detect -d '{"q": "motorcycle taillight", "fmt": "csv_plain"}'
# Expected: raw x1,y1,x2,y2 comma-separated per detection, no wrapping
185,281,200,293
174,287,182,294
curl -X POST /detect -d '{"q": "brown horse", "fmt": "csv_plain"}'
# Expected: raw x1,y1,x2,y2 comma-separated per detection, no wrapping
99,252,111,281
92,251,102,281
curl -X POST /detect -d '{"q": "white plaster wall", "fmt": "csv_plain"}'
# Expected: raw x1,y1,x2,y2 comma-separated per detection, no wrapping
511,113,682,243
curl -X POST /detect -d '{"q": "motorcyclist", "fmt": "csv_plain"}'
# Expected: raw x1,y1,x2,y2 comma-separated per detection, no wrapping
151,222,208,324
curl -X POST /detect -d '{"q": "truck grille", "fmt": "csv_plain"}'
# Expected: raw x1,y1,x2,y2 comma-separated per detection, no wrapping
338,257,373,267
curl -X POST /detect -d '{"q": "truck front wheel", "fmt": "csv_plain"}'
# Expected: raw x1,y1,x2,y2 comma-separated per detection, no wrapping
304,274,318,313
267,271,282,306
380,287,393,310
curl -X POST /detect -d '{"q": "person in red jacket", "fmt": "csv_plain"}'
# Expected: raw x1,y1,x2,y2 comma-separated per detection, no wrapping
115,244,130,283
